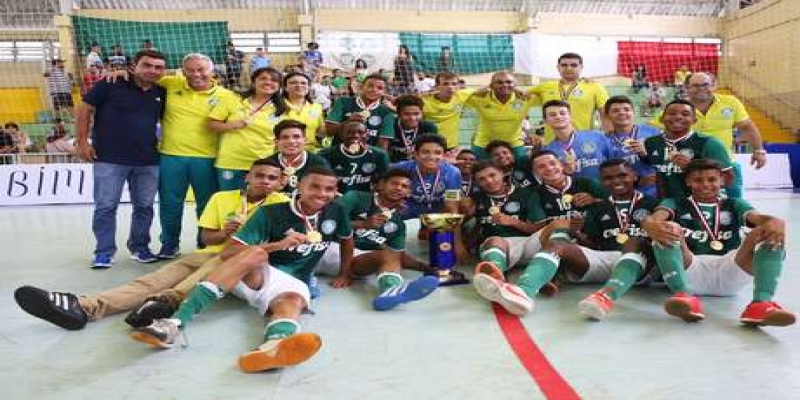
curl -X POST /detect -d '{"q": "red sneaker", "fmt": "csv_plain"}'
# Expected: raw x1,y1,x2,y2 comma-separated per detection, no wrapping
474,261,505,282
579,290,614,320
664,292,705,323
740,301,796,327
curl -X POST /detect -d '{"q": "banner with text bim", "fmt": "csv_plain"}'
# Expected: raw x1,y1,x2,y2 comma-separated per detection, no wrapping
0,164,131,206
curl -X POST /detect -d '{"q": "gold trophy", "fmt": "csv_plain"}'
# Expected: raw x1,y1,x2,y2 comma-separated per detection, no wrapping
420,213,468,285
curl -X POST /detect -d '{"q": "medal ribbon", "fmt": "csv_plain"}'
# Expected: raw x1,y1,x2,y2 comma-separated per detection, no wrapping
544,176,573,198
556,131,577,161
291,193,320,234
240,190,267,217
611,125,638,148
355,96,380,112
279,151,307,170
489,185,515,210
248,96,273,116
461,177,473,197
558,79,581,101
415,165,442,210
687,196,721,244
398,120,419,156
610,191,641,234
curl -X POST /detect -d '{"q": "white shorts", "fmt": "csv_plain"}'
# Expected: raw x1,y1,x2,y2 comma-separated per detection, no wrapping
504,232,543,267
567,247,622,283
686,250,752,296
315,243,370,276
232,264,311,316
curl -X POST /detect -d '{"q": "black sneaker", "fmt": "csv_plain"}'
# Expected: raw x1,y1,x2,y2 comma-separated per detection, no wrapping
14,285,88,330
124,298,176,328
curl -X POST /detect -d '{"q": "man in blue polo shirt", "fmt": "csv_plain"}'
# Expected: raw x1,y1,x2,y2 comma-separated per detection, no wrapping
75,50,168,268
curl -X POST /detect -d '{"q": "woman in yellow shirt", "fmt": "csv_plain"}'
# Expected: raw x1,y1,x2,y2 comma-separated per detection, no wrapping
279,72,326,152
209,67,284,190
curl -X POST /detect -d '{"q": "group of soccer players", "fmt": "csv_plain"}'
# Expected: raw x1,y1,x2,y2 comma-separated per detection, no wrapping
13,51,794,375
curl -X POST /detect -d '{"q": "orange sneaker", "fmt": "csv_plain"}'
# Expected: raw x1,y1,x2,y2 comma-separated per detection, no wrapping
664,292,705,323
473,261,505,281
739,301,796,327
579,290,614,320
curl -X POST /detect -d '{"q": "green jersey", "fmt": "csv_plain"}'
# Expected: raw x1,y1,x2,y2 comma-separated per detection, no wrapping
327,96,396,146
318,144,389,193
658,197,754,255
530,177,608,222
582,193,658,251
387,120,439,163
473,186,539,239
643,132,732,198
338,191,406,251
265,151,331,194
233,200,353,281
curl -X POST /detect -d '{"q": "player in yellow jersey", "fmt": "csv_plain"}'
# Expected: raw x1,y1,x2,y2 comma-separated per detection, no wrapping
421,72,475,150
529,52,610,140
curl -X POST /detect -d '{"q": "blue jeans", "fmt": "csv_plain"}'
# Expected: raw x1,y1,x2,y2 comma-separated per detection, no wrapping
93,162,159,256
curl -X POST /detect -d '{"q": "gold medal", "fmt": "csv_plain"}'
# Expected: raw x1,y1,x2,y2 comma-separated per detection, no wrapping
284,166,296,176
616,233,629,245
359,110,371,119
710,240,724,251
488,206,501,216
307,230,322,243
562,194,573,203
382,210,394,219
347,143,361,153
565,154,577,164
623,139,635,148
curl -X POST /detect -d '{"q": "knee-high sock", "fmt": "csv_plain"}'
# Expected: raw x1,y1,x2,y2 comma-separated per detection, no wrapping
264,318,300,341
376,271,404,293
480,246,508,271
517,252,560,298
603,253,646,301
173,281,225,327
652,242,689,294
549,228,573,243
752,246,785,302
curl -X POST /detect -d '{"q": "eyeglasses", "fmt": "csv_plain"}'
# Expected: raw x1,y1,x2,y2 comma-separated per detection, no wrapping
689,83,712,89
559,63,580,68
493,80,514,84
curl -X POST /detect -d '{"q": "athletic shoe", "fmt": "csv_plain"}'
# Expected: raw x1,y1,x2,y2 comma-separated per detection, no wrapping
372,275,439,311
124,298,176,328
130,318,181,349
14,286,88,330
156,245,180,260
664,292,705,323
130,249,159,263
740,301,796,327
472,274,533,316
307,275,321,299
238,332,323,373
579,290,614,320
91,254,114,269
474,261,505,281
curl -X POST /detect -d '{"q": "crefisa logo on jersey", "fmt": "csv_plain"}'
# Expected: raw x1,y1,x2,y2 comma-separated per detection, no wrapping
722,108,733,118
321,220,337,235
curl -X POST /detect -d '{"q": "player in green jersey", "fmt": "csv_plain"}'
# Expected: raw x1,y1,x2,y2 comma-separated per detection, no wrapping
318,120,390,194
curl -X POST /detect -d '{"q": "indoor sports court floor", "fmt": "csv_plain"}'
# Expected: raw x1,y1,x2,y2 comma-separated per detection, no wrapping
2,189,800,400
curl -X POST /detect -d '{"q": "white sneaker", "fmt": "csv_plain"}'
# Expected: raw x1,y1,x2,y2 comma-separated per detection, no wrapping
473,274,534,316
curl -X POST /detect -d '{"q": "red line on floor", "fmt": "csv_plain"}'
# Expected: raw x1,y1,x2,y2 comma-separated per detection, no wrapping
492,303,581,400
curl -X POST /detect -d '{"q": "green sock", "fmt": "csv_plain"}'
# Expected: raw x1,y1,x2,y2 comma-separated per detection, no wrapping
752,246,785,302
549,228,573,243
517,252,560,298
264,319,300,341
480,246,508,271
377,272,404,293
603,253,645,301
173,282,224,327
652,242,690,293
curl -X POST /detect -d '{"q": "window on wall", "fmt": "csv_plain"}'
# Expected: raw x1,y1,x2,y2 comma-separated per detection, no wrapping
0,40,60,62
230,32,301,54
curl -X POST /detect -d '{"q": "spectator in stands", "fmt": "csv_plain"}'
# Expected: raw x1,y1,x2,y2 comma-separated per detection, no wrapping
86,43,103,69
106,44,130,70
141,39,157,52
249,47,271,72
438,46,454,73
330,69,348,98
0,127,14,164
45,121,75,155
674,64,691,90
631,63,648,94
312,75,334,112
353,58,369,83
75,49,168,268
223,41,245,90
82,64,104,95
4,122,31,154
414,72,435,93
302,42,324,76
44,59,75,120
393,45,416,95
643,82,666,117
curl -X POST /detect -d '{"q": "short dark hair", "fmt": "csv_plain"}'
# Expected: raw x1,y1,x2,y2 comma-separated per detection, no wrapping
133,50,166,65
379,168,413,183
542,99,571,114
413,134,446,152
251,157,283,171
302,165,337,179
530,149,560,164
485,140,513,155
274,119,307,139
4,122,19,130
604,95,634,114
558,52,583,64
434,72,459,85
338,120,366,140
663,99,696,115
363,73,388,85
471,161,502,177
395,95,424,113
456,148,475,158
599,158,633,172
683,158,724,178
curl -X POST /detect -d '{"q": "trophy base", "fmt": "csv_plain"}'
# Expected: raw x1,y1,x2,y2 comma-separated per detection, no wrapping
436,269,469,286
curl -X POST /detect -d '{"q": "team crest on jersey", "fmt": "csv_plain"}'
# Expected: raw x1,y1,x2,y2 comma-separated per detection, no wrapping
222,170,234,180
309,109,320,117
512,101,523,110
572,89,584,97
504,201,521,213
722,108,734,118
208,97,219,106
383,221,398,233
268,114,281,122
453,104,463,112
719,211,732,225
362,163,376,173
368,115,382,126
679,148,695,158
582,142,597,155
632,209,650,221
321,220,337,235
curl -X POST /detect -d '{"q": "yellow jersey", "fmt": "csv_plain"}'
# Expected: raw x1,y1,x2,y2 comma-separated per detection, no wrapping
197,190,289,254
158,75,238,158
465,91,537,148
209,95,280,171
422,89,475,148
649,94,749,152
